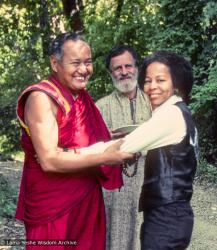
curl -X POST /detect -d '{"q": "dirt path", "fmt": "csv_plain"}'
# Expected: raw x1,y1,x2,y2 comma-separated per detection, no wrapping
189,182,217,250
0,161,217,250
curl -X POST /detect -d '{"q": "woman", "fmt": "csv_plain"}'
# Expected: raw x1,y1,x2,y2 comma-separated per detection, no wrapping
77,50,198,249
120,50,198,249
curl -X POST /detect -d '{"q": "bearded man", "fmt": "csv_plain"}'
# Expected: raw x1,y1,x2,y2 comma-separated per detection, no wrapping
96,45,151,250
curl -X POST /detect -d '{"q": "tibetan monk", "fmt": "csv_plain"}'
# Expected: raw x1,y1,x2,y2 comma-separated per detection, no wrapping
16,32,133,250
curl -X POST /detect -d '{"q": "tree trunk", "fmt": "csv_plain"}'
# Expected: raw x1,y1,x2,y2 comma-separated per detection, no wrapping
116,0,124,19
62,0,84,32
39,0,51,56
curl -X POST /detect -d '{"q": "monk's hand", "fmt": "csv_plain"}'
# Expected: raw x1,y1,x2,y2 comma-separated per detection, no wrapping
102,139,134,165
124,152,141,165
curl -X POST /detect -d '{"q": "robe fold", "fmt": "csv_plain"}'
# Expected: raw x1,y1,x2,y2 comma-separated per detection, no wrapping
16,75,122,249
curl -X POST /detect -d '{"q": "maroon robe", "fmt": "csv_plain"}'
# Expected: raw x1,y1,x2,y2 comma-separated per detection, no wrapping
16,75,123,249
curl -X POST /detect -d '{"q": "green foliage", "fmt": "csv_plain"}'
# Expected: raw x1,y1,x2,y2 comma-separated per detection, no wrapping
191,64,217,112
190,63,217,163
190,1,217,164
0,105,20,155
0,0,65,156
196,157,217,183
0,174,16,217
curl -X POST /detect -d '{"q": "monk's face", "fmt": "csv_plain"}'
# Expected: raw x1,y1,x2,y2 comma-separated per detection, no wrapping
51,40,93,95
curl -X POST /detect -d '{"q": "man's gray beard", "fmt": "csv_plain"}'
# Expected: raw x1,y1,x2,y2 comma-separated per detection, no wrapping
112,76,138,94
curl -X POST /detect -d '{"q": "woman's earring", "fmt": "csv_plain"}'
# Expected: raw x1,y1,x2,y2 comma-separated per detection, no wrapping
174,89,180,96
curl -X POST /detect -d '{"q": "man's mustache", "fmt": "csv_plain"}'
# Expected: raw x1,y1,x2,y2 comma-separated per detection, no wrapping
119,74,133,80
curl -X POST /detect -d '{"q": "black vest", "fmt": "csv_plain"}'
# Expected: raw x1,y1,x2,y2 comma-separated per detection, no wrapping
139,102,198,211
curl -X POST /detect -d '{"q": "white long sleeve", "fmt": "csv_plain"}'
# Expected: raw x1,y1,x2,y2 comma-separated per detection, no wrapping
80,96,187,155
79,140,118,154
120,96,186,153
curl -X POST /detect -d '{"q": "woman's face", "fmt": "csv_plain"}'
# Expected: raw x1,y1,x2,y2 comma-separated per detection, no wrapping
143,62,175,110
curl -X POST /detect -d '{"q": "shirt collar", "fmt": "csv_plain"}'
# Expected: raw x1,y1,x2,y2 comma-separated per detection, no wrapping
153,95,183,114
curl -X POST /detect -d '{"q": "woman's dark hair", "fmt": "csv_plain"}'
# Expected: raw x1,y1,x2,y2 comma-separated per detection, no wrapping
138,50,193,103
49,32,85,61
105,45,138,71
